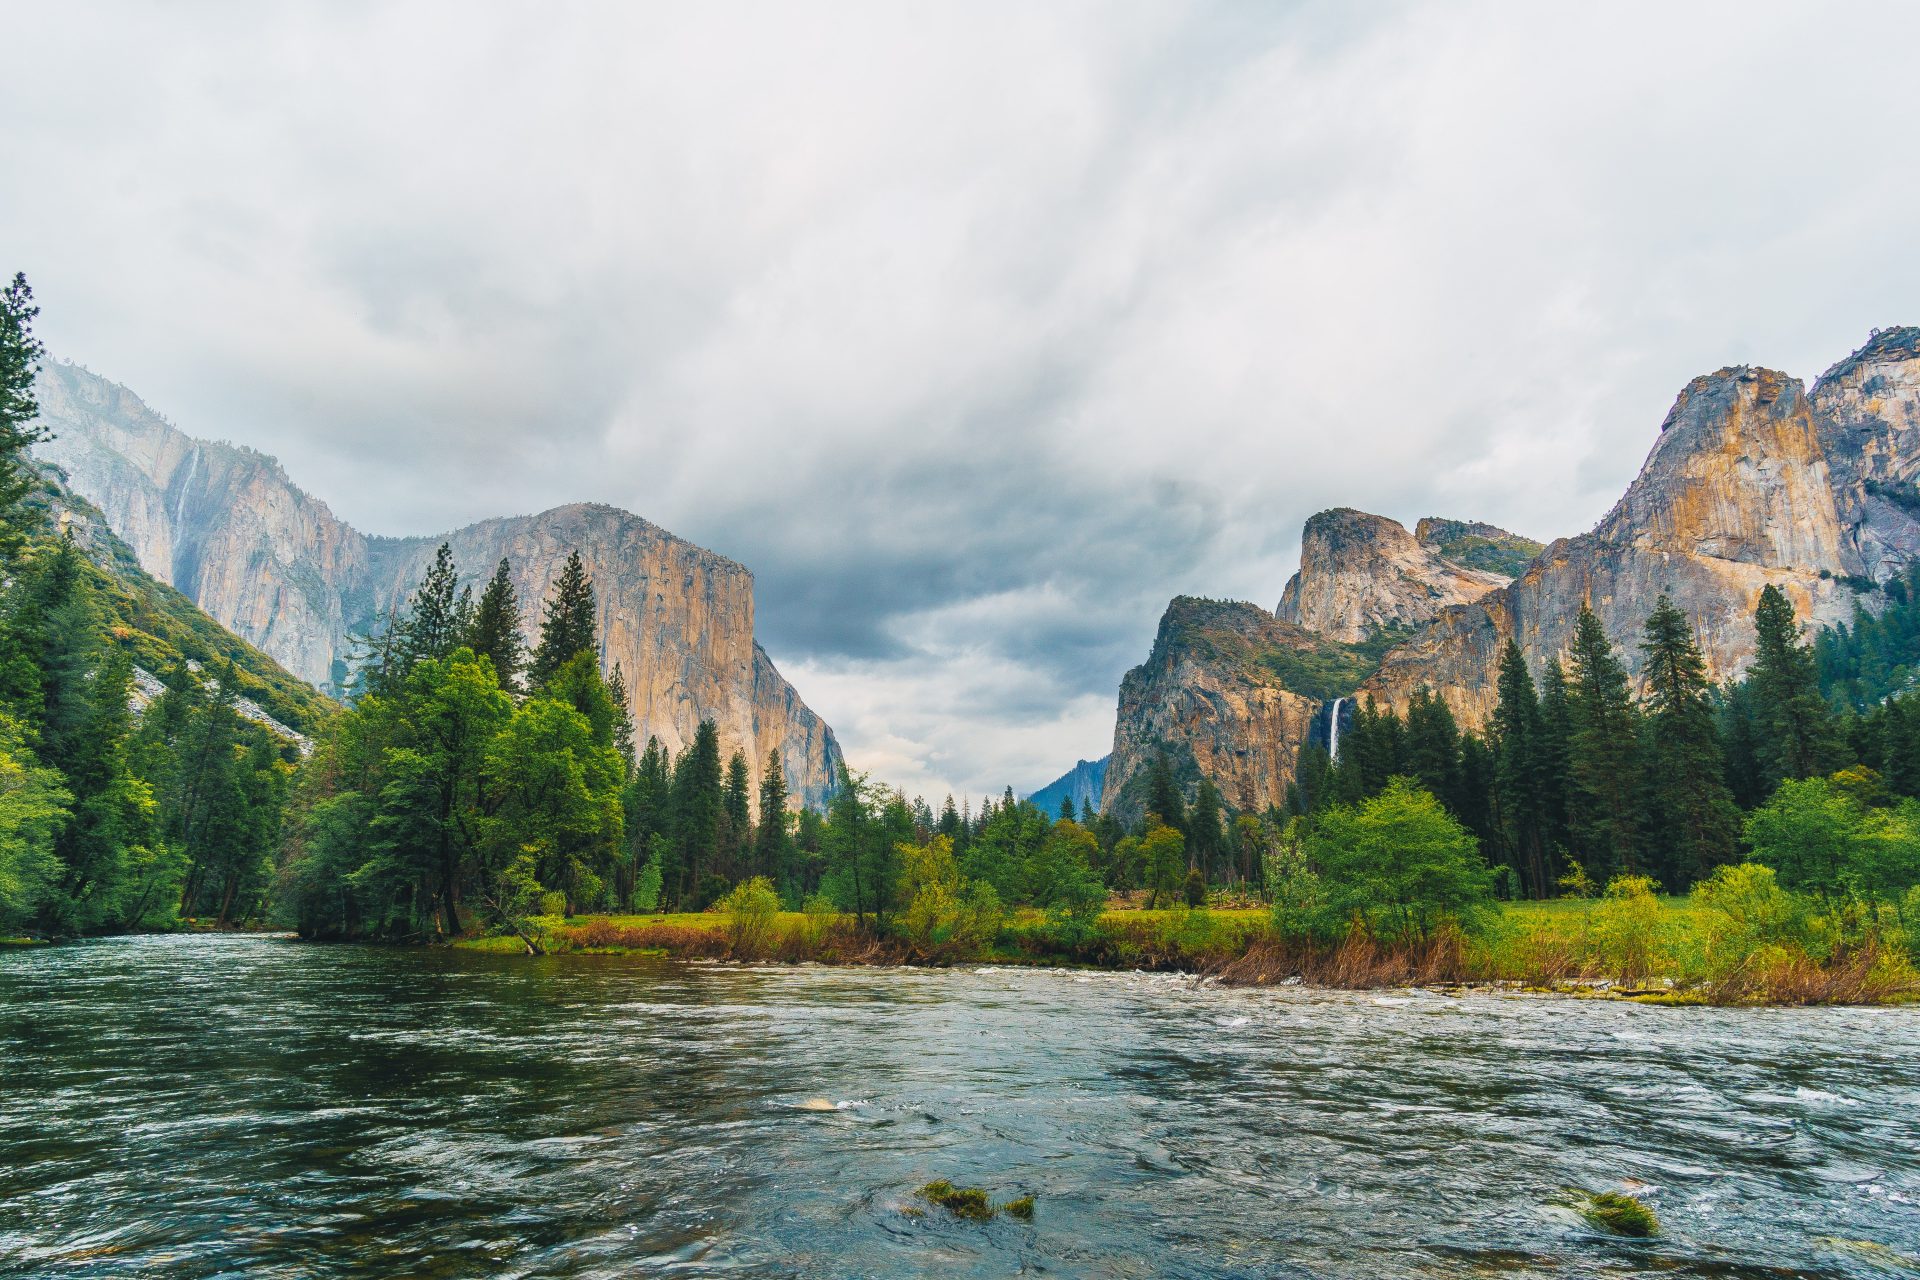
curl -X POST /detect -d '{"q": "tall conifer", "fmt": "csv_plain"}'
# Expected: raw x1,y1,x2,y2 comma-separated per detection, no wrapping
1749,585,1842,786
530,550,597,689
1639,595,1740,884
466,558,524,693
1565,606,1643,879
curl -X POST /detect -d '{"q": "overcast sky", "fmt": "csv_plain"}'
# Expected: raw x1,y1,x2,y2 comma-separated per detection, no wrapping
5,2,1918,803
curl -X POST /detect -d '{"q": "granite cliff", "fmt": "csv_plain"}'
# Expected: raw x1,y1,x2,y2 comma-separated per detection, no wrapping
32,362,843,808
1101,598,1324,824
1361,354,1891,726
1275,508,1526,642
1104,327,1919,816
1028,756,1109,816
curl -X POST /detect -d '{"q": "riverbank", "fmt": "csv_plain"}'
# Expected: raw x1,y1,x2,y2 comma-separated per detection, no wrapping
451,897,1920,1007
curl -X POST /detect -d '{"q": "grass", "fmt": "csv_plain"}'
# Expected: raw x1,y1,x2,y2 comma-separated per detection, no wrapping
1564,1189,1659,1237
446,894,1918,1006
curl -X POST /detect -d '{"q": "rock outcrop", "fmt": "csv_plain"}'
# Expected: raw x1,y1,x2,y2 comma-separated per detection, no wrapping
1362,361,1878,726
1028,756,1109,816
1810,327,1920,584
33,362,843,808
1101,598,1323,823
1275,508,1519,643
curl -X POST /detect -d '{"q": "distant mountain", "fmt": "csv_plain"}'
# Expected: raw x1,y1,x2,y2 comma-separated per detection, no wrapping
32,361,842,807
1027,756,1108,816
1103,327,1920,816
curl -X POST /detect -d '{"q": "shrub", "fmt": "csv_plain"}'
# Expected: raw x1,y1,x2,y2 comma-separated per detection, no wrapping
720,876,781,958
1592,875,1665,986
538,890,567,919
1305,778,1494,945
1183,868,1207,908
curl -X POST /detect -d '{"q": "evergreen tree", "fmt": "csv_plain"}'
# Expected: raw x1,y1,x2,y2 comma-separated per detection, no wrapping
465,558,524,694
1404,687,1463,816
1145,750,1186,833
530,550,597,688
1565,606,1643,879
672,720,723,906
1749,584,1842,786
722,749,752,876
1535,658,1575,858
606,662,636,768
755,749,792,887
0,273,49,561
1491,640,1550,897
1639,595,1740,886
396,543,469,669
1188,777,1224,878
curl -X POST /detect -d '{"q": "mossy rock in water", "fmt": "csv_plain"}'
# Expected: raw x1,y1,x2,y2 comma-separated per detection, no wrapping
1001,1195,1035,1221
1568,1189,1658,1237
916,1180,995,1221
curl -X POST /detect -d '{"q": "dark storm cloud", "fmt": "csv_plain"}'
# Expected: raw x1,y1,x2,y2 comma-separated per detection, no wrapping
4,1,1919,798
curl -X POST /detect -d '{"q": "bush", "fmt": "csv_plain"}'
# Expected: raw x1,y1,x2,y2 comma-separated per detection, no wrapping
895,836,1003,960
538,890,567,919
1183,868,1207,908
720,876,781,958
1305,778,1494,945
1592,875,1665,986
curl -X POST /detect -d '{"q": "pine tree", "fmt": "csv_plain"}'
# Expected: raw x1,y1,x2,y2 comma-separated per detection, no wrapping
466,558,524,693
1188,777,1223,878
530,550,597,689
1404,687,1463,815
1145,750,1186,833
1639,595,1740,886
606,662,635,768
397,543,467,669
0,273,50,560
755,749,792,886
722,749,752,876
672,721,723,907
1565,606,1644,880
1749,584,1842,787
1536,658,1575,859
1491,639,1550,897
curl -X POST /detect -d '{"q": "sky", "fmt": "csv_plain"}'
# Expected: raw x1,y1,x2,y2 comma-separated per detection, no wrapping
5,1,1919,804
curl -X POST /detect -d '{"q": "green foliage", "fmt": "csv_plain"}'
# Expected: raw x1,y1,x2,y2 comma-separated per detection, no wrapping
1748,585,1844,787
720,875,781,958
1423,523,1544,577
1640,595,1741,884
632,842,664,913
529,550,597,689
0,272,50,558
0,711,70,931
1817,563,1920,710
539,891,567,918
1591,875,1666,986
1565,606,1644,880
465,558,524,695
1303,778,1493,945
1742,776,1920,903
895,836,1003,957
1256,624,1413,702
1567,1189,1659,1237
1140,820,1186,908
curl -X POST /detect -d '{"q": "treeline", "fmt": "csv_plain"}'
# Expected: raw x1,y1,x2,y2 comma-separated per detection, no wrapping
0,274,296,937
1281,591,1920,900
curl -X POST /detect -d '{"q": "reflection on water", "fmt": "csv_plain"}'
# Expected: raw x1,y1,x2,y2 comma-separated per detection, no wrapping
2,936,1917,1278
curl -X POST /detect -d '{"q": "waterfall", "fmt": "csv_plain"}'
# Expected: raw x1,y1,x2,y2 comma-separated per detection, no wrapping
172,448,200,527
1328,696,1346,763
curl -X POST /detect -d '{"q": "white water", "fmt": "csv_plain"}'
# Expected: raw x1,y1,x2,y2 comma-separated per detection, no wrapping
1328,696,1346,762
172,448,199,526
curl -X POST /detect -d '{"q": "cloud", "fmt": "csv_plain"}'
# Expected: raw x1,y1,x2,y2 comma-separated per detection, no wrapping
4,1,1918,799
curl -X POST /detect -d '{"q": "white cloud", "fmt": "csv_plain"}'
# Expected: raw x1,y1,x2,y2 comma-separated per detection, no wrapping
4,0,1917,797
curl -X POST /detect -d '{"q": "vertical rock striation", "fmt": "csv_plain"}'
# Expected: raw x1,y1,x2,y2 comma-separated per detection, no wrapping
33,362,843,809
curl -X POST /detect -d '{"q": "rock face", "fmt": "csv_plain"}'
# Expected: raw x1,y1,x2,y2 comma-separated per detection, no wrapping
1101,598,1323,823
1102,329,1919,815
33,362,843,809
1275,508,1517,643
1027,756,1109,816
1811,327,1920,584
1362,359,1884,727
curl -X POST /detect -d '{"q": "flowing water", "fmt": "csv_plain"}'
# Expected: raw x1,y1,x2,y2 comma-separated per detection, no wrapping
3,936,1918,1279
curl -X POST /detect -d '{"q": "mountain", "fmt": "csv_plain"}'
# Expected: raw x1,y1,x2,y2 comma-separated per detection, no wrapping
1028,756,1108,816
1101,597,1326,823
1274,508,1530,643
1361,348,1905,725
25,462,331,745
1103,327,1918,816
31,362,842,807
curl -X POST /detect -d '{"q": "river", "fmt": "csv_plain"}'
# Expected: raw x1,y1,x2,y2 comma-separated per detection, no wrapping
2,935,1916,1277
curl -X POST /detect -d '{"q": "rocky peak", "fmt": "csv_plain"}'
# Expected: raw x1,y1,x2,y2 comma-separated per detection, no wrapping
1275,507,1512,643
1810,327,1920,582
33,362,843,809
